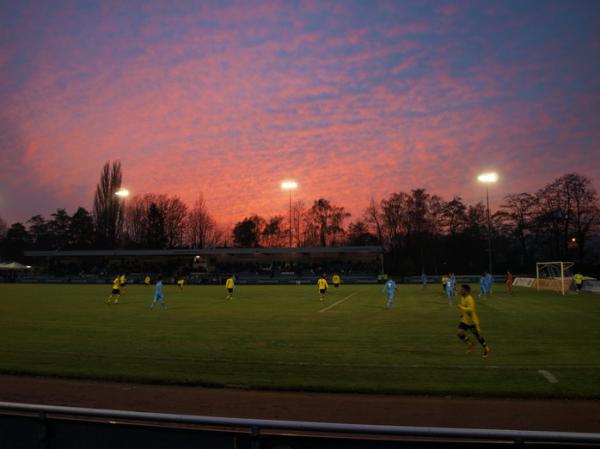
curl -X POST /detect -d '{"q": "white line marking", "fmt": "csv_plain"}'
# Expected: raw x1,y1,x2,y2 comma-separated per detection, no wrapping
538,369,558,384
319,292,358,313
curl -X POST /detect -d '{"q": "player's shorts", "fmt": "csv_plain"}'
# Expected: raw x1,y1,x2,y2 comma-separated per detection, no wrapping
227,288,233,293
319,289,326,294
120,283,127,287
458,322,477,332
576,283,582,290
112,289,120,295
333,283,339,288
154,294,163,300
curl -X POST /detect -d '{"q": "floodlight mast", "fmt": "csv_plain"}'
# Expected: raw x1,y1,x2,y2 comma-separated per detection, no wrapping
477,173,498,275
281,181,298,247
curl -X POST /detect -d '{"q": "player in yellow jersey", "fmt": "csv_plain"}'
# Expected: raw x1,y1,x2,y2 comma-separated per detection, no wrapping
332,274,341,288
177,276,185,290
225,275,235,300
144,275,151,286
119,273,127,294
573,272,584,294
317,274,328,301
441,274,449,293
107,276,121,304
456,284,490,358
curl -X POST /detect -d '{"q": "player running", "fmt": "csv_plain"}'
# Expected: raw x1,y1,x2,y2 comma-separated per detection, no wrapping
456,284,490,358
332,274,341,288
226,275,235,300
119,273,127,294
484,272,493,296
144,275,151,286
107,275,121,304
506,271,514,295
441,274,449,293
177,276,185,291
317,274,328,301
446,273,456,305
421,272,428,289
479,273,486,297
150,276,166,309
383,278,397,309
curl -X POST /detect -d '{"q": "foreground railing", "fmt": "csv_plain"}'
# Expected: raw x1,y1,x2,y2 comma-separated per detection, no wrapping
1,401,599,448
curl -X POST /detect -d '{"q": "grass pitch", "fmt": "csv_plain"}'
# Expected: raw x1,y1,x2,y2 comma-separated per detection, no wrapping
0,283,599,398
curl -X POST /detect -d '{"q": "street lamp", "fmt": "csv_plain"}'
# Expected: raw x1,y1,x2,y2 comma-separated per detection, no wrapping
281,181,298,248
477,172,498,275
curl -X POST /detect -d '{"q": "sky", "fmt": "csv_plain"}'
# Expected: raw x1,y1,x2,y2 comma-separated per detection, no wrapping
1,0,599,227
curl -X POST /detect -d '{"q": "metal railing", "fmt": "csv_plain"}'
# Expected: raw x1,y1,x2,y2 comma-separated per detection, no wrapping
1,401,600,448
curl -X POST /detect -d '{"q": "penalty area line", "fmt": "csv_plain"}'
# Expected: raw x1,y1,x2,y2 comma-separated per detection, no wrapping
538,369,558,384
319,292,358,313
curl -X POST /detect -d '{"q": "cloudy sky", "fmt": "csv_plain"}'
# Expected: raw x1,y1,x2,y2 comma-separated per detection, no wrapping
1,0,599,226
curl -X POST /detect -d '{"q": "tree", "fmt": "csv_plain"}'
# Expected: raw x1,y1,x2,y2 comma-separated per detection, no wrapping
1,223,30,262
185,194,217,248
68,207,95,249
441,197,467,237
27,215,51,250
0,216,7,239
346,220,378,246
262,215,286,247
496,193,537,265
162,196,188,248
48,208,71,250
233,215,264,247
93,161,124,248
146,203,167,249
536,173,600,262
364,199,384,245
305,198,351,247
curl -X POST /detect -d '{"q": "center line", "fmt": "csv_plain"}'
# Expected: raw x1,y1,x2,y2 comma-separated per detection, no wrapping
319,292,358,313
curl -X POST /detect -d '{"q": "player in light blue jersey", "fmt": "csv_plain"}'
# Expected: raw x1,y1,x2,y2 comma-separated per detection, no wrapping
383,279,397,309
446,273,456,304
150,276,166,309
479,273,486,297
484,272,494,296
421,273,428,289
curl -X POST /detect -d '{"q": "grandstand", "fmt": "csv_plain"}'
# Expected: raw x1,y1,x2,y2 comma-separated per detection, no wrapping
23,246,384,285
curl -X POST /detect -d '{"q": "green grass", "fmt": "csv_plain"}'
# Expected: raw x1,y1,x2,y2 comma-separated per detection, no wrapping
0,282,599,398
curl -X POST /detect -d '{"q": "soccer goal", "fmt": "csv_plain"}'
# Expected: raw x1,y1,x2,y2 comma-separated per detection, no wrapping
535,261,574,295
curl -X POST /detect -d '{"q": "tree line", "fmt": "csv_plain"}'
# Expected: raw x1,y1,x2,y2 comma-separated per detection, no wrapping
1,161,598,274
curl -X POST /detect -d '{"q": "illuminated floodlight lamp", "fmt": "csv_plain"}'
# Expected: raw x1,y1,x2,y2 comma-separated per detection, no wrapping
477,172,499,184
281,181,298,190
115,188,130,198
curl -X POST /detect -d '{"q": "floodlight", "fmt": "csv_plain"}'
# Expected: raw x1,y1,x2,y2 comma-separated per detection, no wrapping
115,188,130,198
477,172,498,183
281,181,298,190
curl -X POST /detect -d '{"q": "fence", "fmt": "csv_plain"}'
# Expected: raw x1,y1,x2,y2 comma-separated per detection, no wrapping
1,401,600,448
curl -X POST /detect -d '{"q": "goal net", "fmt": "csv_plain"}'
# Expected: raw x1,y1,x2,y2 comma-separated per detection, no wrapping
535,261,574,295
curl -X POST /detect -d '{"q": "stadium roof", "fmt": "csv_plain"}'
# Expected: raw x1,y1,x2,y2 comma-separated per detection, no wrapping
25,246,382,258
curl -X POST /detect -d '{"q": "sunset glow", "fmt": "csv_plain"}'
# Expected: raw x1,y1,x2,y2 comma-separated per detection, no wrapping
1,1,599,225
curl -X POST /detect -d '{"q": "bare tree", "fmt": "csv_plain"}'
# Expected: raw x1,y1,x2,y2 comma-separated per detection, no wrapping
536,173,599,262
162,196,188,248
93,161,124,248
124,193,187,248
305,198,351,247
262,215,286,247
186,195,218,248
496,193,537,264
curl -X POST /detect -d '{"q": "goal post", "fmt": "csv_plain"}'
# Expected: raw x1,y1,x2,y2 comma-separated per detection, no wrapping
535,261,575,295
